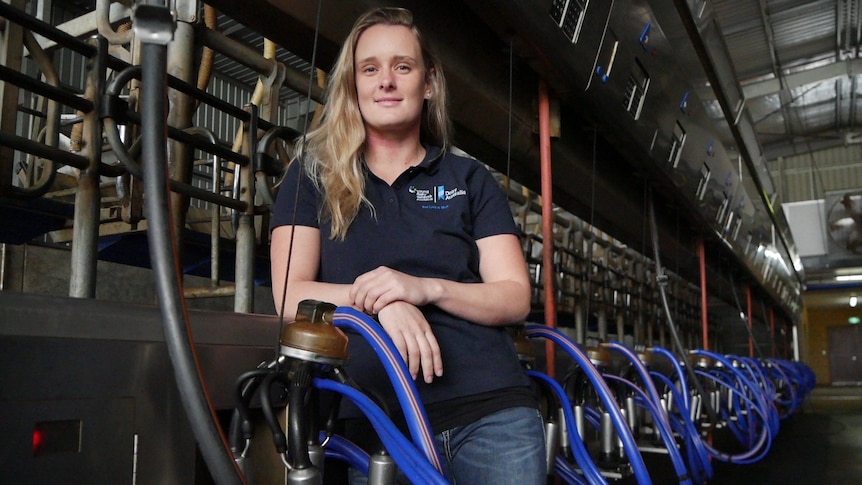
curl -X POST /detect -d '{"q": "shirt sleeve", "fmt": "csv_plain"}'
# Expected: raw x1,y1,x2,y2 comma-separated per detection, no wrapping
269,160,322,232
468,162,519,240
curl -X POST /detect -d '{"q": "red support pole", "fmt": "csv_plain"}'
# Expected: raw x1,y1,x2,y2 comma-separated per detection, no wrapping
699,237,709,350
746,284,754,357
769,307,776,358
539,79,557,377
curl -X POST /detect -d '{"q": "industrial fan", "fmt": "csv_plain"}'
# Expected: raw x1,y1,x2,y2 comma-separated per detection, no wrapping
827,191,862,255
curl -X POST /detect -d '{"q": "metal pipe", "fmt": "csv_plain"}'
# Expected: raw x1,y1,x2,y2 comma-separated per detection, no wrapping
233,106,257,314
199,27,324,104
615,309,624,342
0,243,6,291
747,284,754,357
69,36,106,299
0,131,90,171
20,29,59,196
211,156,222,287
96,0,134,46
124,111,250,165
0,0,27,189
574,301,585,345
184,284,236,299
699,237,709,350
770,306,776,358
166,19,197,262
539,78,556,377
103,117,249,210
597,306,608,342
184,126,222,288
0,1,96,58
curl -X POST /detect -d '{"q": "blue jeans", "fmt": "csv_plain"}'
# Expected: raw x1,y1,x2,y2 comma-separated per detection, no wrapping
435,406,546,485
348,406,546,484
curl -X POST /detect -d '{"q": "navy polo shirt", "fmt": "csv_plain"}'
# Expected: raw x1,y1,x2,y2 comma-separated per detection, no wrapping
270,146,532,425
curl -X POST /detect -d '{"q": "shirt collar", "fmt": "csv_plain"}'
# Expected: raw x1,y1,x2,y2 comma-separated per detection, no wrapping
415,145,444,174
360,144,444,176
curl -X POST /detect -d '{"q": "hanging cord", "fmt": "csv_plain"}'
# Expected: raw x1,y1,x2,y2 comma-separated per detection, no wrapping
727,272,765,359
646,187,717,431
583,128,598,341
275,0,325,368
505,37,513,190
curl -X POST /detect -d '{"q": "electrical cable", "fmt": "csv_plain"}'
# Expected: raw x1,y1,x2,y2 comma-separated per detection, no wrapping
727,274,765,359
275,0,325,368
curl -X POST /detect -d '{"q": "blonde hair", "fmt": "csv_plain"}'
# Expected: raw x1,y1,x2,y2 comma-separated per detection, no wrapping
298,7,450,239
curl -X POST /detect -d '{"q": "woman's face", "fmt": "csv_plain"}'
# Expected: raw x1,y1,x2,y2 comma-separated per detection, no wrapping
354,24,429,139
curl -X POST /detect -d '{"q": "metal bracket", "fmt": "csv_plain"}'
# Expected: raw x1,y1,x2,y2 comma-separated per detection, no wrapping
132,4,175,46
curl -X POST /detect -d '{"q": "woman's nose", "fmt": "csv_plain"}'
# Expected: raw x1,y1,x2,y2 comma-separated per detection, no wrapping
378,71,394,89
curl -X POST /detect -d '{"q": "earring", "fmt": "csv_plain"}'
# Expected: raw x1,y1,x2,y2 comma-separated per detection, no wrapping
424,91,432,99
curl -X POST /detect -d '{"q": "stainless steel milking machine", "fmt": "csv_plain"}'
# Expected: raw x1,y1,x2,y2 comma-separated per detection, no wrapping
1,1,815,483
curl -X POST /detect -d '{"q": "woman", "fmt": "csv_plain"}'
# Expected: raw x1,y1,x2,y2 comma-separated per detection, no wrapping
270,7,546,484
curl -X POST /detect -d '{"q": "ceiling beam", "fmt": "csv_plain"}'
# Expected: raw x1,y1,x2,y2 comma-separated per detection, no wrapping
742,57,862,99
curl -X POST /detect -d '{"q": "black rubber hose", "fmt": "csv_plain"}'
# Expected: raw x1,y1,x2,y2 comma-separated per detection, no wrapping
646,189,718,430
288,362,313,469
259,372,289,454
329,366,394,418
230,368,274,451
140,40,245,485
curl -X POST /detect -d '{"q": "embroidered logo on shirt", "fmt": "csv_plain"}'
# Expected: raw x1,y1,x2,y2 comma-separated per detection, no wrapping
408,185,466,204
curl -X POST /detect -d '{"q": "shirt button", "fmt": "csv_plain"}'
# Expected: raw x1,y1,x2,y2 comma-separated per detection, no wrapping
388,198,395,203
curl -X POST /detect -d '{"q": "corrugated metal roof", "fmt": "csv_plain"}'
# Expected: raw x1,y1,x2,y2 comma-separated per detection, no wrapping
713,0,859,162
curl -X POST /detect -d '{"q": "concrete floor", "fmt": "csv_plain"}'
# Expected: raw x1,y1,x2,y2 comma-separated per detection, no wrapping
710,386,862,484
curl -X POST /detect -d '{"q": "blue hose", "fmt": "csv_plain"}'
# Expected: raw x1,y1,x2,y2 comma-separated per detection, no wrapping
606,342,669,431
527,370,607,485
525,324,651,485
555,455,589,485
332,307,443,472
649,371,713,482
313,378,449,485
602,374,691,485
690,365,773,464
321,433,369,476
650,346,690,411
704,369,771,462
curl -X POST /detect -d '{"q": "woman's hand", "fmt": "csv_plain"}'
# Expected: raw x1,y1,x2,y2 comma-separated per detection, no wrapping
350,266,437,314
376,301,443,383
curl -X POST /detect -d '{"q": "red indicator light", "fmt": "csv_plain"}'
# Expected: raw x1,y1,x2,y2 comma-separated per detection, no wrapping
32,429,43,455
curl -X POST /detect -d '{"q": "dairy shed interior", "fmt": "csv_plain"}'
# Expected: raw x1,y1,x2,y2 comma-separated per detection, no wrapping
2,0,862,483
